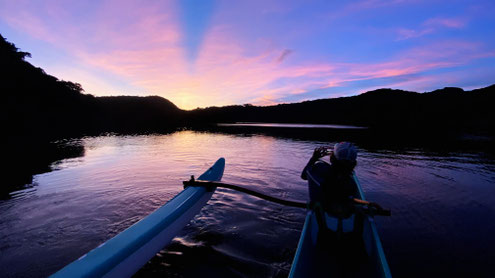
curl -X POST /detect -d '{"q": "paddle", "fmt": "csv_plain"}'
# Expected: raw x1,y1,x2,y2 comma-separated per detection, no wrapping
183,177,307,208
183,177,391,217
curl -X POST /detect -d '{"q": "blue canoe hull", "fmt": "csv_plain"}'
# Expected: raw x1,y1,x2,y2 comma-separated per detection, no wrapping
289,171,391,278
51,158,225,278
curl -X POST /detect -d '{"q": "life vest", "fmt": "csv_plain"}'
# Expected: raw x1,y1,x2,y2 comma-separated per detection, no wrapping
307,161,356,219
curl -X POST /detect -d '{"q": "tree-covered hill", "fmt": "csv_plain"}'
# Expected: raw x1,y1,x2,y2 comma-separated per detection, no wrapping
2,34,184,142
188,86,495,135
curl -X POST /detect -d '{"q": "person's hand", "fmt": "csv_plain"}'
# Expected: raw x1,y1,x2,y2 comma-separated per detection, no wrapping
312,147,330,160
369,202,383,210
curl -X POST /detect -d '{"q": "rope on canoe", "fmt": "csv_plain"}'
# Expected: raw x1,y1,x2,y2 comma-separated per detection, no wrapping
183,177,307,209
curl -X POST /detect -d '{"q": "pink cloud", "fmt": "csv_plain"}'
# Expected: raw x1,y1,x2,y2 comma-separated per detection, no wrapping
424,17,467,29
396,16,468,40
325,0,415,20
1,0,492,109
396,27,434,40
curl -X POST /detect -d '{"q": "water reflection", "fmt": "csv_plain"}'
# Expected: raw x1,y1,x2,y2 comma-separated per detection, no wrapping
3,140,85,198
217,123,367,129
0,131,494,277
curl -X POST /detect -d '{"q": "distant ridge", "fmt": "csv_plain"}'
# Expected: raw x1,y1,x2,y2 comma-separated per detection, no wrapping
188,86,495,135
2,33,494,140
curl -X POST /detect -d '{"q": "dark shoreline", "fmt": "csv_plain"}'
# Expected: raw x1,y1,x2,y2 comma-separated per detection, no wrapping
193,124,495,151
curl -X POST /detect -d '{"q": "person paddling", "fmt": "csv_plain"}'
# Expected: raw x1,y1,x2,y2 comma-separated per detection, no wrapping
301,142,383,232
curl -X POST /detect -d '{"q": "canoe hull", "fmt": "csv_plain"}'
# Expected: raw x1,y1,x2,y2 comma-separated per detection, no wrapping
101,187,215,278
289,171,391,278
51,158,225,278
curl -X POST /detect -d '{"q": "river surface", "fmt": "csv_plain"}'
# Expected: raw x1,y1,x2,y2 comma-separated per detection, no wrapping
217,123,367,129
1,130,494,277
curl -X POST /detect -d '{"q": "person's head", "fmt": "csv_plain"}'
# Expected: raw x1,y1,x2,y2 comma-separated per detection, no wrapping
329,142,357,173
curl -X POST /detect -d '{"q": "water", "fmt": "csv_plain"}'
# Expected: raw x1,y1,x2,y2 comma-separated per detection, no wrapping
217,123,367,129
1,131,494,277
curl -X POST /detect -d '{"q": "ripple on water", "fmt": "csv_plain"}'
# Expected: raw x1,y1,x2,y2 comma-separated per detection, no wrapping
1,131,494,278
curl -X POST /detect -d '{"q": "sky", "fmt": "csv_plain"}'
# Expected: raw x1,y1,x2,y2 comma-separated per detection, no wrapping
1,0,494,110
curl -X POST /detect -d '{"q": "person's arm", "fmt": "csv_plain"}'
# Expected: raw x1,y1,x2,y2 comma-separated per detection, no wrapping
352,198,391,216
301,147,329,180
352,198,383,210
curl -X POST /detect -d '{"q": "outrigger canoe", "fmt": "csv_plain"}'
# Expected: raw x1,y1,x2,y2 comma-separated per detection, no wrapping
289,166,392,278
51,158,225,278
